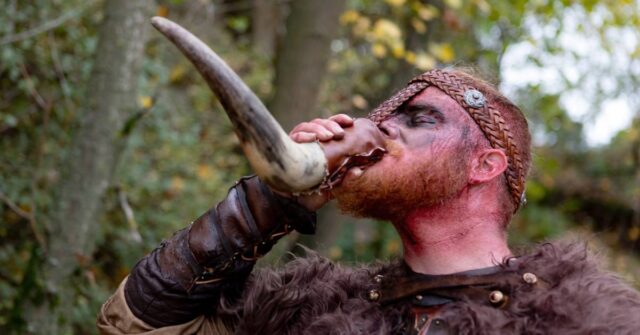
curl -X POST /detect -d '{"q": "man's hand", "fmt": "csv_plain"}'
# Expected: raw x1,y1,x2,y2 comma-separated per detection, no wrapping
285,114,355,211
289,114,355,143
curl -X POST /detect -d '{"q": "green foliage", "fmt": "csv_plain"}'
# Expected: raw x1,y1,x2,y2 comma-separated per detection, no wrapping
0,0,639,333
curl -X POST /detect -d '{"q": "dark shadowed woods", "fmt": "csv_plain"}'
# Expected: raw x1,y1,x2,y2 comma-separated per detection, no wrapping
0,0,638,333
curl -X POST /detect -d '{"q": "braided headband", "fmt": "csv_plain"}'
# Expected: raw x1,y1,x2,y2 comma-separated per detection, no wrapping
368,69,526,210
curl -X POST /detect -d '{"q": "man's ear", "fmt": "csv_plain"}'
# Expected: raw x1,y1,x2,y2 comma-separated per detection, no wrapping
469,149,508,184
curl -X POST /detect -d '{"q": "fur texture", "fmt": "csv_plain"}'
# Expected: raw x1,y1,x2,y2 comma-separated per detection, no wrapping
211,242,640,334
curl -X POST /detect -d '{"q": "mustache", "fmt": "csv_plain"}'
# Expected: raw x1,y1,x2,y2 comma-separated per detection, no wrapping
383,140,403,158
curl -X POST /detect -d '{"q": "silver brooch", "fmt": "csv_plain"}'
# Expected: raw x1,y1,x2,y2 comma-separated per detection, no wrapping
464,89,485,108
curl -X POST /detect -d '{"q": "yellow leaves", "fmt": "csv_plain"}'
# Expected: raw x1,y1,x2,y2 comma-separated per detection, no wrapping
414,53,436,70
429,42,455,62
372,19,402,41
444,0,462,10
343,5,458,69
138,96,153,109
340,10,360,25
472,0,491,13
385,0,406,7
156,5,169,17
351,94,369,109
417,5,440,21
391,44,405,58
411,18,427,34
352,17,371,37
170,63,187,83
341,10,371,38
404,51,416,64
371,43,387,58
369,19,404,59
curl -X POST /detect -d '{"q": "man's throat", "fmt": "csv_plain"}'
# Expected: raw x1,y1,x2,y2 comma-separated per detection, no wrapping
396,216,512,275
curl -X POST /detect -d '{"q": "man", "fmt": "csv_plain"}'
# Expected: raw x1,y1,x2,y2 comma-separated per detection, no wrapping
98,67,640,334
98,19,640,335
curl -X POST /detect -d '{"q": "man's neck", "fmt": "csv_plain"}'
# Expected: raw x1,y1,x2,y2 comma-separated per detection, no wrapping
393,191,512,275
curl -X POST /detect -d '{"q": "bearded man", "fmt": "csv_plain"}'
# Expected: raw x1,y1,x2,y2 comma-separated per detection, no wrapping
98,18,640,335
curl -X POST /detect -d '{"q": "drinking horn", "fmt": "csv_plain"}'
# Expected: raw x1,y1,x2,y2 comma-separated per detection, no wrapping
150,17,327,193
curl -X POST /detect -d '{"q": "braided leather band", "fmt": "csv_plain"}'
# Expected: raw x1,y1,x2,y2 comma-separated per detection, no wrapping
368,69,526,210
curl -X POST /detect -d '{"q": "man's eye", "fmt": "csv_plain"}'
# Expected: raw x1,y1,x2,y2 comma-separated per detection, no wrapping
411,115,437,125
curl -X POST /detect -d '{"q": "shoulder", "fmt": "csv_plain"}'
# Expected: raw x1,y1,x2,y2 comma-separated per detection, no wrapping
518,240,640,333
445,240,640,335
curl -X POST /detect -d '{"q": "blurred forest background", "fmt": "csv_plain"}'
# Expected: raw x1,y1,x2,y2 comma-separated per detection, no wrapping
0,0,639,333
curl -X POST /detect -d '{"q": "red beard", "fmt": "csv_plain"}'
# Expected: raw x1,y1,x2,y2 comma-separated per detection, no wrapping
332,140,471,221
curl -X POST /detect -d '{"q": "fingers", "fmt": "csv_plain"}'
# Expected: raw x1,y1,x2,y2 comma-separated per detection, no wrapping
290,132,318,143
291,122,334,141
314,118,346,139
289,114,354,143
329,114,354,128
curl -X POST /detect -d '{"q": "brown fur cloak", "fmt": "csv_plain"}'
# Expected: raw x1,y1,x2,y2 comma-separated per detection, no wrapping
223,241,640,334
98,241,640,334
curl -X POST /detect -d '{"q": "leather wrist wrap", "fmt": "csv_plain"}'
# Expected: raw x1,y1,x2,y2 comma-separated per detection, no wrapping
124,175,316,327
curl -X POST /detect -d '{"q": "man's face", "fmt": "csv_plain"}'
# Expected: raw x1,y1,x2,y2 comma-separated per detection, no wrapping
333,86,483,221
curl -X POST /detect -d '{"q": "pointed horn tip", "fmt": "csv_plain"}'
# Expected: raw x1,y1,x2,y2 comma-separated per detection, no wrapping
150,16,170,31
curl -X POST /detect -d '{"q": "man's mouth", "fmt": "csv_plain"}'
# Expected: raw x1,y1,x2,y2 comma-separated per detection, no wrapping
323,147,387,189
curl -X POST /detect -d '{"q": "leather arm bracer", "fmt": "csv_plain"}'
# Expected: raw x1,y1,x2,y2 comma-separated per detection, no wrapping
124,175,315,327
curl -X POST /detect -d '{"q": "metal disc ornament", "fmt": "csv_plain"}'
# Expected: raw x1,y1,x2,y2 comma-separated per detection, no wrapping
464,89,486,108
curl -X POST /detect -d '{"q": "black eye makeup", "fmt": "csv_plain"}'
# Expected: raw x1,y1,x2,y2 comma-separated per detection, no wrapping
402,103,445,127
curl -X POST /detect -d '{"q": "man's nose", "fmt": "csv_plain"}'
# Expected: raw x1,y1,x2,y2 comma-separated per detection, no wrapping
378,119,399,139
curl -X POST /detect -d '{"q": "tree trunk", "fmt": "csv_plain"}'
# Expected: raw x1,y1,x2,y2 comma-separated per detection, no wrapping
266,0,345,255
252,0,281,58
24,0,151,333
269,0,345,130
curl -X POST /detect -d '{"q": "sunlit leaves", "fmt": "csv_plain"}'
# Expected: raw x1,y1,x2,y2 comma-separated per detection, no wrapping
444,0,463,10
371,18,402,42
138,96,153,109
411,18,427,34
169,63,187,83
339,0,459,71
429,42,456,62
416,4,440,21
340,9,360,25
371,42,387,57
155,5,169,17
351,94,369,109
414,52,437,70
384,0,406,7
472,0,491,13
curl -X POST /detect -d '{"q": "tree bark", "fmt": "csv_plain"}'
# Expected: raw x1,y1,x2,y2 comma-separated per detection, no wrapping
269,0,346,130
266,0,345,255
24,0,151,333
252,0,281,58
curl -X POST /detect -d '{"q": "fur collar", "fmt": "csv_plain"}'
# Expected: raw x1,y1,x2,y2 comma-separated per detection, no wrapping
219,241,640,334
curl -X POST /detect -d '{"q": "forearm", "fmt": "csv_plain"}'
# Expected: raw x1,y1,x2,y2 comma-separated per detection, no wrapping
123,175,316,328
